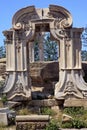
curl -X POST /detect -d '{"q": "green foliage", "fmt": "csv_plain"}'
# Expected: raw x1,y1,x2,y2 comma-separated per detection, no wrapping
72,119,87,128
1,94,7,104
34,32,59,61
17,108,30,115
41,107,56,116
0,81,5,88
81,50,87,61
82,27,87,46
44,33,58,61
45,119,59,130
63,107,84,116
0,46,6,59
61,122,73,128
34,41,39,61
62,107,87,128
61,119,87,128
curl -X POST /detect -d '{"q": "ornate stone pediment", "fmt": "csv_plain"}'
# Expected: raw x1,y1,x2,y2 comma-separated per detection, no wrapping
12,5,72,30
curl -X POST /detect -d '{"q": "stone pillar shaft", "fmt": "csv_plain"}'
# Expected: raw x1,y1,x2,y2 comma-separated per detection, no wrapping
38,32,44,61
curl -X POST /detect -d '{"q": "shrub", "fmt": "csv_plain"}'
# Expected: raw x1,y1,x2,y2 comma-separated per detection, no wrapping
61,107,87,128
61,119,87,128
17,108,30,115
45,120,59,130
0,81,5,88
41,107,56,116
72,119,87,128
64,107,84,116
61,122,73,128
1,94,7,104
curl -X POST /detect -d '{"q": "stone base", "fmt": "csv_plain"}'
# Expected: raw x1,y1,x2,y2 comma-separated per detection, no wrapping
64,98,87,107
16,115,50,130
28,99,64,107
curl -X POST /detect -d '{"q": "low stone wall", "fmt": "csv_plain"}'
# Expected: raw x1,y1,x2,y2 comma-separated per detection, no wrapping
16,115,50,130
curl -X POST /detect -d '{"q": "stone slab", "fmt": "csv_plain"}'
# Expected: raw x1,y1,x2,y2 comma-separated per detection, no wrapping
29,99,59,107
16,115,50,122
64,99,87,107
0,112,8,125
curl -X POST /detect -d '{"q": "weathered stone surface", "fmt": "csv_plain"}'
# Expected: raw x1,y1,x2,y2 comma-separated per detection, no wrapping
30,61,59,84
1,59,87,85
16,115,50,121
16,115,50,130
0,107,16,126
64,98,87,107
62,114,73,123
0,112,7,125
28,99,58,107
1,59,87,98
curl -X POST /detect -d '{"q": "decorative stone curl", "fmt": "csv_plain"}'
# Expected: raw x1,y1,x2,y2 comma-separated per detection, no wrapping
13,22,23,30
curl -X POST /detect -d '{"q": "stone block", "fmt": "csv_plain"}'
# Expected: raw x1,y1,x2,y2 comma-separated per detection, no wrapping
62,114,73,123
0,107,16,126
16,115,50,130
0,112,8,125
64,99,87,107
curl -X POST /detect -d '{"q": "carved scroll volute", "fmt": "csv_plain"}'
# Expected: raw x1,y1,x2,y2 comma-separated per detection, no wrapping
49,5,73,29
13,22,23,30
50,21,66,41
49,5,72,41
13,22,35,42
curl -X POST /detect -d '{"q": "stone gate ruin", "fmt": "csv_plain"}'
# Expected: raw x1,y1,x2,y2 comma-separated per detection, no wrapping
1,5,87,104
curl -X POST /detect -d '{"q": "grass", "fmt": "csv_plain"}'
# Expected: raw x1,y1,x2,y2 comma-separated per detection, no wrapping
1,106,87,129
40,107,57,116
61,107,87,128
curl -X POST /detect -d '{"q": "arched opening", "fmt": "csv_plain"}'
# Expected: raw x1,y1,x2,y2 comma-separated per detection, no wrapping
28,23,59,99
34,32,59,62
29,23,59,62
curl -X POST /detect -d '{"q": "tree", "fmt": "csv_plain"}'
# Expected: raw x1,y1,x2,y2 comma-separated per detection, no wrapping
34,40,39,61
34,32,59,61
81,26,87,46
44,33,59,61
81,26,87,61
0,45,6,59
81,50,87,61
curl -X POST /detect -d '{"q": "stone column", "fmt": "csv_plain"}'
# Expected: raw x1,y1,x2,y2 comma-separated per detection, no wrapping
2,28,32,101
54,28,87,100
38,32,44,61
29,41,34,63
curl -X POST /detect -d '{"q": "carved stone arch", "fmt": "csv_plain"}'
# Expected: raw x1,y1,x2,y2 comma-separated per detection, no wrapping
1,5,87,103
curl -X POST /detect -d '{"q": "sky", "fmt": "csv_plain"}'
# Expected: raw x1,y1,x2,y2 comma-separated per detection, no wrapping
0,0,87,48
